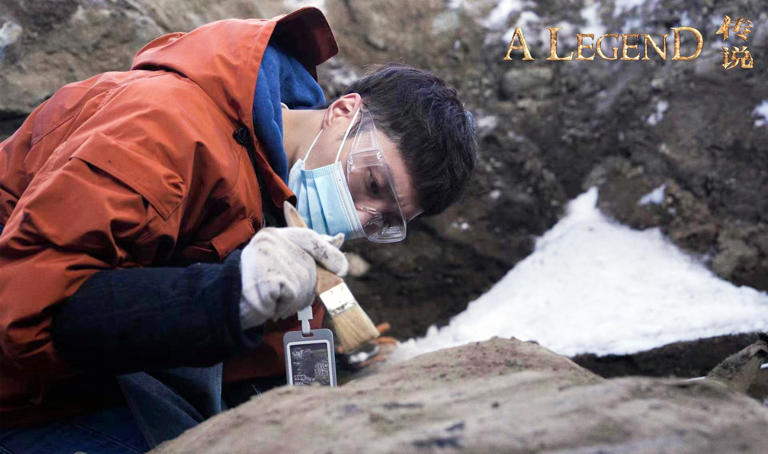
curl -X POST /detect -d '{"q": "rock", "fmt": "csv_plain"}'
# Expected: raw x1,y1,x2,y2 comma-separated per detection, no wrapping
151,338,768,453
500,66,554,99
573,332,760,379
0,0,281,136
707,333,768,393
573,332,768,401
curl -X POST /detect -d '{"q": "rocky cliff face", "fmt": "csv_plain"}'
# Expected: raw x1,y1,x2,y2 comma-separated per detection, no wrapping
150,338,768,453
1,0,766,341
319,0,768,339
0,0,289,136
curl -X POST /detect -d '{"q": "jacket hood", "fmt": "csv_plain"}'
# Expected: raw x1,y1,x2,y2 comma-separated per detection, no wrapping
131,7,338,141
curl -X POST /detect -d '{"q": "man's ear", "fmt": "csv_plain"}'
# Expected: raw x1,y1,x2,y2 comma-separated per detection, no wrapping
322,93,363,130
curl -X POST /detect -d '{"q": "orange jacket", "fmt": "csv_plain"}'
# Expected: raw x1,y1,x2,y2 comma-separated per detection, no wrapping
0,7,336,425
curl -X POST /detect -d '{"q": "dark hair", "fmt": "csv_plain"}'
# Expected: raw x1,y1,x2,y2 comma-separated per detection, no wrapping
331,63,477,216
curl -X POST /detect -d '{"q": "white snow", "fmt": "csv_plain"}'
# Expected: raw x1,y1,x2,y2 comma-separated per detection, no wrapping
580,2,605,37
503,11,541,43
282,0,325,11
753,101,768,127
647,100,669,126
394,188,768,361
475,115,498,134
613,0,648,18
489,189,502,200
612,0,662,33
484,0,543,45
0,21,22,58
326,63,358,88
485,0,529,29
680,11,692,27
527,2,604,49
638,184,666,206
451,221,471,231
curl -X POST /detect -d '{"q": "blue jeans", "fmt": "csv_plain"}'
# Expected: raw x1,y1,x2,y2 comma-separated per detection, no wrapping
0,405,149,454
0,365,226,454
0,365,284,453
117,365,225,449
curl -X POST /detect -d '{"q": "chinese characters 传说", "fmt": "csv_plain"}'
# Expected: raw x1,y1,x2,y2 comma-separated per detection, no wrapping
717,15,754,70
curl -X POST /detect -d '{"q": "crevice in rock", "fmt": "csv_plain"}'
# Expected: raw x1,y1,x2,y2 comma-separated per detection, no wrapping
571,332,760,379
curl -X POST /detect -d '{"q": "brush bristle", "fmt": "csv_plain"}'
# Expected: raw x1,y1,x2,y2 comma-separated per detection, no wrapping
331,305,380,352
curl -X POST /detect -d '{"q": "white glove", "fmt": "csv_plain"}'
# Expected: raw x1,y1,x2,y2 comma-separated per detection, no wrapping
239,227,348,330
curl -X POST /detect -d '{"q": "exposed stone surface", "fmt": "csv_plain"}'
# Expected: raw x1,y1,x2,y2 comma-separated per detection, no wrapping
2,0,767,341
151,338,768,453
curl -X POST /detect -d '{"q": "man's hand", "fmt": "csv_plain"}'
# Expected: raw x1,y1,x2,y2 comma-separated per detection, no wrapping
239,227,347,330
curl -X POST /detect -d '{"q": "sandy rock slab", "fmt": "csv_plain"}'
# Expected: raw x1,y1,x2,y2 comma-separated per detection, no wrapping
152,338,768,453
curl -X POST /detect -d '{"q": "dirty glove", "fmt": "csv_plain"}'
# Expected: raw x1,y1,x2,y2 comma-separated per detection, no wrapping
239,227,347,330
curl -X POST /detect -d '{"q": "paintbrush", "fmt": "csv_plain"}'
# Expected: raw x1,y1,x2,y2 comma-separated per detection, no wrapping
283,201,380,352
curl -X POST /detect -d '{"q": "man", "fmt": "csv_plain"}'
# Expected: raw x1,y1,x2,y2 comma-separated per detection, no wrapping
0,6,476,452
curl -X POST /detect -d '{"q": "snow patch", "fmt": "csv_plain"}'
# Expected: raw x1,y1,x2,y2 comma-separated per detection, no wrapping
613,0,647,18
485,0,530,30
506,130,526,142
580,2,605,37
680,11,692,27
451,221,471,231
446,0,464,9
282,0,325,11
476,115,498,134
621,17,643,33
326,63,358,88
489,189,502,200
0,21,22,60
503,10,541,43
527,2,604,49
753,101,768,127
394,188,768,361
647,100,669,126
638,184,666,206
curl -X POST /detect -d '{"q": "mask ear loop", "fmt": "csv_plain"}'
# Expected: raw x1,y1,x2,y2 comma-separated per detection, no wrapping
334,107,362,163
302,129,324,162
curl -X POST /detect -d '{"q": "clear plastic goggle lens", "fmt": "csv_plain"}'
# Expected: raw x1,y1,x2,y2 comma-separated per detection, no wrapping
346,111,407,243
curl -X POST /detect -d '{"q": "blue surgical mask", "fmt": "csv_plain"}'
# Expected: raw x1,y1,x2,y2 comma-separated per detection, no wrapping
287,108,365,239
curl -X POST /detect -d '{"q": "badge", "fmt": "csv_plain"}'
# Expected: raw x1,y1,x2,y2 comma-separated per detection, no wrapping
283,306,337,386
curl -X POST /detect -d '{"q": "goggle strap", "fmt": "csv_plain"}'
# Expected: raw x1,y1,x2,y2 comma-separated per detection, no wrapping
334,107,361,163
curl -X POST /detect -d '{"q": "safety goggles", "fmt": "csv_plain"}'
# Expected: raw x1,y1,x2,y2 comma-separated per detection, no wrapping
345,110,409,243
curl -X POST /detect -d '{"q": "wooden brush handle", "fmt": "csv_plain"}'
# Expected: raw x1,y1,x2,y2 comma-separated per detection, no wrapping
283,201,345,294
